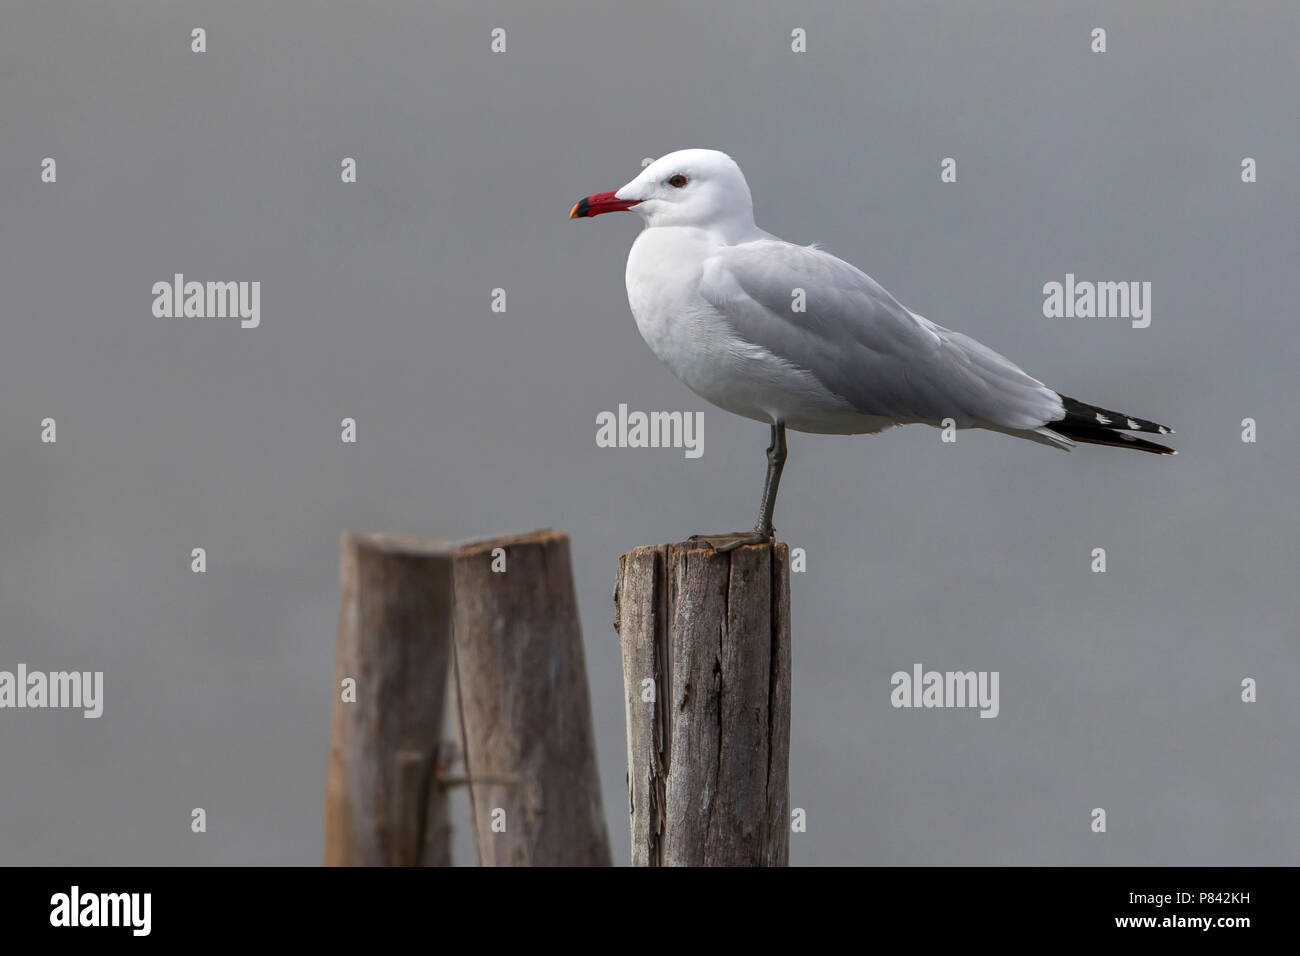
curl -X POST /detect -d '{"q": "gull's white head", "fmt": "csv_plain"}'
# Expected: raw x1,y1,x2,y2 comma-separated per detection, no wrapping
570,148,755,234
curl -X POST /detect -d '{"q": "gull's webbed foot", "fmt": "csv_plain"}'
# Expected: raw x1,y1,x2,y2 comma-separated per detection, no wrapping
688,530,774,553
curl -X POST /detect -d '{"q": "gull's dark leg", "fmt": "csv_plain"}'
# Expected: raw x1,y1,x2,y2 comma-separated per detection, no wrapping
754,420,787,538
691,421,787,552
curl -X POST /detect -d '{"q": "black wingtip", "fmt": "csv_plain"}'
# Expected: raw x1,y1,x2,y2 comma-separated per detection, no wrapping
1049,421,1176,455
1056,394,1173,437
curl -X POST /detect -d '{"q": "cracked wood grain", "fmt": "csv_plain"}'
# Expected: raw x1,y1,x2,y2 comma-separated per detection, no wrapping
616,540,791,867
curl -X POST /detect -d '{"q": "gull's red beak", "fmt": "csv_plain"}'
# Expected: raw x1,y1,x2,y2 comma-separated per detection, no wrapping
569,190,640,219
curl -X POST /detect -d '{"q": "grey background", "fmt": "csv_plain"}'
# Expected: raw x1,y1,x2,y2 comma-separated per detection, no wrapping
1,0,1296,865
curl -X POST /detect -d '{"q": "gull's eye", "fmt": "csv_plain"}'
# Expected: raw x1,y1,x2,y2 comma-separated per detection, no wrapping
668,174,688,188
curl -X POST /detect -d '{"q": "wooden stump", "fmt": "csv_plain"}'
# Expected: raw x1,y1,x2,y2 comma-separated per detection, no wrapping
324,533,455,866
615,541,791,866
451,529,612,866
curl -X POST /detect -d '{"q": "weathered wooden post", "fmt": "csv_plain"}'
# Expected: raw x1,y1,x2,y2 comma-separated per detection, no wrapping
452,529,612,866
615,540,791,866
325,532,455,866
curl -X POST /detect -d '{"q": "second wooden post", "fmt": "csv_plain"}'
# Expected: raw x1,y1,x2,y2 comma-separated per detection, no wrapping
452,529,612,866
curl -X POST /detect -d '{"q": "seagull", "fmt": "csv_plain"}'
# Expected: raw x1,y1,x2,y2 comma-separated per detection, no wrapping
571,149,1174,551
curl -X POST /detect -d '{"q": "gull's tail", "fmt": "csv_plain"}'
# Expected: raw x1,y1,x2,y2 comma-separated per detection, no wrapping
1046,395,1176,455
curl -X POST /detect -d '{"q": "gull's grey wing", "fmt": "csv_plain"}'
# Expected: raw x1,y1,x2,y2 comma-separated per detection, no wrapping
698,239,1064,430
